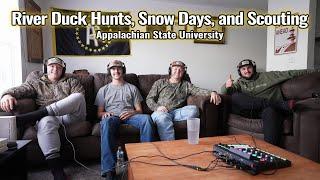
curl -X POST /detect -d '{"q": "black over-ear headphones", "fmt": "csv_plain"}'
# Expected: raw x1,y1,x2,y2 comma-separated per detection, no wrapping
43,57,66,76
237,59,256,77
107,60,126,75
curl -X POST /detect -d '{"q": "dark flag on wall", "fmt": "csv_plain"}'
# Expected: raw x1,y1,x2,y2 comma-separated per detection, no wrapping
54,9,130,55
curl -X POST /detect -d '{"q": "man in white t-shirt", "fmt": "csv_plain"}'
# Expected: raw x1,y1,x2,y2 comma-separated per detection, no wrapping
95,60,154,179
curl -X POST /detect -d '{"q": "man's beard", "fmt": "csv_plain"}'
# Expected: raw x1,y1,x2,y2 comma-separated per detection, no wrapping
242,72,255,80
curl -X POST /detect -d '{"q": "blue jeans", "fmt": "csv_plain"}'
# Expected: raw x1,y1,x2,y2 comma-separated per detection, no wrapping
151,105,199,141
100,114,154,175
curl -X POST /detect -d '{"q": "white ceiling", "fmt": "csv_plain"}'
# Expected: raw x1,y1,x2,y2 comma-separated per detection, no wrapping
158,0,268,10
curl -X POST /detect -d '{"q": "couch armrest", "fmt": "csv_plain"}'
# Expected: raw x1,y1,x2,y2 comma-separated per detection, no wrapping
13,98,38,115
295,98,320,111
0,111,12,116
187,95,208,137
0,98,37,115
187,95,222,137
293,98,320,162
0,98,37,140
187,95,209,112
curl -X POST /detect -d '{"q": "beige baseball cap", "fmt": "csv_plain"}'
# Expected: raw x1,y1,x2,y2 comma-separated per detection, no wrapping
108,60,124,69
47,57,65,67
170,61,186,68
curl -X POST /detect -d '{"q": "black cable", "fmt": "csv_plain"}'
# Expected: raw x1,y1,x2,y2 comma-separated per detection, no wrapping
128,160,179,167
130,152,215,171
250,134,258,148
151,142,213,160
151,143,218,171
128,143,235,172
262,169,278,175
232,135,241,144
129,158,235,171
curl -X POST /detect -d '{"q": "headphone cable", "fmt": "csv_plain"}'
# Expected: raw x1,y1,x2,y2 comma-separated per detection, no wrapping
60,121,101,175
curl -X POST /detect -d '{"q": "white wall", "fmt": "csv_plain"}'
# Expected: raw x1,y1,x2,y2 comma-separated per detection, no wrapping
19,0,47,81
33,0,267,91
266,0,316,71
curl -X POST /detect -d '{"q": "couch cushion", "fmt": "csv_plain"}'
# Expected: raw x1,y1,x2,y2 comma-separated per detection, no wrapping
22,121,92,140
228,114,263,134
22,126,37,140
281,72,320,100
138,74,168,114
227,114,293,135
137,74,168,98
91,122,140,137
92,122,141,143
66,121,92,137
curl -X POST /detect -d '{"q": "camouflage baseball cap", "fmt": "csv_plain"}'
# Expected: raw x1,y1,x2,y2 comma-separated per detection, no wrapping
47,57,65,67
107,60,124,69
170,61,186,68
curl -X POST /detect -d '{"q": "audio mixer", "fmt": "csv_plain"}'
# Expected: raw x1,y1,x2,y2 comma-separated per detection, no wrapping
213,143,291,175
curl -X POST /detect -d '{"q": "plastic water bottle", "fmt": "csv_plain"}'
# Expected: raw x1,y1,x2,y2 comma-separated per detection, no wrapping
116,146,125,175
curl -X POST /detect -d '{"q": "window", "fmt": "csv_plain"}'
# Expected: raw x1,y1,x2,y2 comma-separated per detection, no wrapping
0,1,22,95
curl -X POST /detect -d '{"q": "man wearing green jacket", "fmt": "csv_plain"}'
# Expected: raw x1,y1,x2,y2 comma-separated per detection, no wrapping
147,61,221,141
221,59,318,145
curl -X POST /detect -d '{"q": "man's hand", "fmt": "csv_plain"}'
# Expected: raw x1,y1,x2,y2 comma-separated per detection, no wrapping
225,74,234,88
102,112,114,119
210,91,221,105
0,95,17,112
156,106,168,112
120,110,136,121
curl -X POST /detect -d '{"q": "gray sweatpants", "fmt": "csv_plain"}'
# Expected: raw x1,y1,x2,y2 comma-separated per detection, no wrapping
36,93,86,159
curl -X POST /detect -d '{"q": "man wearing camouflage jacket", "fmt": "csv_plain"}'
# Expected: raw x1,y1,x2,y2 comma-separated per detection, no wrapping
0,57,86,180
146,60,221,141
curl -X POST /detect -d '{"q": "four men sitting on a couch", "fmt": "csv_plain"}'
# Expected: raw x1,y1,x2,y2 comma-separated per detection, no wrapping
1,57,319,180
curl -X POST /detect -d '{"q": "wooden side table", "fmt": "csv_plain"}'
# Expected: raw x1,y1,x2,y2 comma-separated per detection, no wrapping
0,140,31,180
